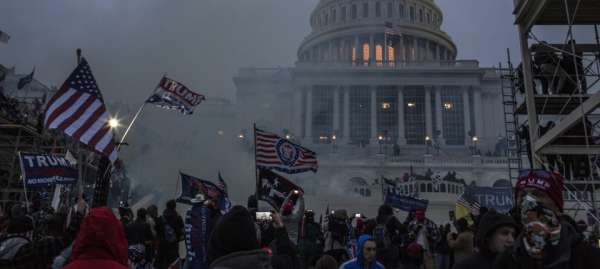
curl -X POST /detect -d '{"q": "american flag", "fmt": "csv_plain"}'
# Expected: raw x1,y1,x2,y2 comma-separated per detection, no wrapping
255,128,317,174
457,192,481,215
44,58,117,162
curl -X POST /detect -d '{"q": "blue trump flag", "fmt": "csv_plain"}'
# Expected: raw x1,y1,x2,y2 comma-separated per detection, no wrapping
385,190,428,212
19,152,78,187
464,185,513,213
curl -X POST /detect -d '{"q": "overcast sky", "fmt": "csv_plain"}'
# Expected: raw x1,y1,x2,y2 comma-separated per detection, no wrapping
1,0,522,103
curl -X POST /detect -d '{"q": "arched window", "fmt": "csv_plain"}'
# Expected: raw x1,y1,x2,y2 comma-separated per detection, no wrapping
387,2,393,18
362,3,369,18
375,44,383,65
376,2,381,17
341,6,347,21
352,5,357,19
409,6,415,22
399,4,405,18
388,45,395,65
419,9,423,22
332,9,337,23
325,13,329,25
362,43,370,63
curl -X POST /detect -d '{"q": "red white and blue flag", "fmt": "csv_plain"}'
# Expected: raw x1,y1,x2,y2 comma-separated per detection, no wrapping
44,58,117,162
255,128,318,174
146,76,205,115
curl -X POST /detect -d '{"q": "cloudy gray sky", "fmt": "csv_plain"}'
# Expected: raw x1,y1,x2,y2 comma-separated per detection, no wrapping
1,0,521,103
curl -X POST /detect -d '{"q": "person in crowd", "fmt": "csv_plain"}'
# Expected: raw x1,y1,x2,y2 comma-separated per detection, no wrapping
279,191,305,245
494,170,600,269
372,204,406,269
446,218,474,265
323,209,351,264
407,209,439,269
298,210,323,268
339,234,384,269
315,255,338,269
434,224,451,269
62,207,128,269
268,212,299,269
0,215,35,269
125,208,155,267
207,205,272,269
34,214,67,268
453,211,516,269
156,199,184,269
184,194,215,269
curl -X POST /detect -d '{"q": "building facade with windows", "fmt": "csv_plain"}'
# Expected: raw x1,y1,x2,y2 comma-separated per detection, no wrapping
234,0,512,223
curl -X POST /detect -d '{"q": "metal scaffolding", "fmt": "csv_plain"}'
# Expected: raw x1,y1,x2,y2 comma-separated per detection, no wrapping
512,0,600,219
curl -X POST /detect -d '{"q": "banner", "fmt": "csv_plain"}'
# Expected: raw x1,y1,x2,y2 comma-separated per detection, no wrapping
146,76,205,115
177,172,223,205
258,168,304,210
385,190,428,212
19,152,78,187
464,185,513,213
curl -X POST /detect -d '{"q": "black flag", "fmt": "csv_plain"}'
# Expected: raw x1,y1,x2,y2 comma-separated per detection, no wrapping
17,68,35,90
257,168,304,210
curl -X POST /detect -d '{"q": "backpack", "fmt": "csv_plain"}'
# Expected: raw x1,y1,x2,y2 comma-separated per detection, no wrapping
372,216,393,248
328,217,349,246
163,223,177,243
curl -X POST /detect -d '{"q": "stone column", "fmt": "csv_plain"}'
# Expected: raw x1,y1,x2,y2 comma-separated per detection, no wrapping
343,87,351,142
354,35,360,65
462,87,472,145
328,41,333,62
397,87,407,145
425,87,433,139
413,38,418,61
435,44,440,61
292,89,303,136
333,87,340,134
370,86,377,143
369,34,375,66
305,87,313,142
434,86,445,145
473,87,484,140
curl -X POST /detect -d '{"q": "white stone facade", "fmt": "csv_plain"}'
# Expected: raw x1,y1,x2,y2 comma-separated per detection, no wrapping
233,0,512,223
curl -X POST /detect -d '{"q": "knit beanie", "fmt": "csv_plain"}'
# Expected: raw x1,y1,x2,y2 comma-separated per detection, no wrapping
207,205,260,264
515,170,564,211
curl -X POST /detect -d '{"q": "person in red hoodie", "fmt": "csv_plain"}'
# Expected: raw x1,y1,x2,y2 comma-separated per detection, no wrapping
63,207,128,269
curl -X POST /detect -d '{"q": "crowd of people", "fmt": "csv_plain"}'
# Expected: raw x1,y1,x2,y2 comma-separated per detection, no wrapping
1,170,600,269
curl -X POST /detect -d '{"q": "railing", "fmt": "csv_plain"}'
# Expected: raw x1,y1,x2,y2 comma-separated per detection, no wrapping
295,60,479,70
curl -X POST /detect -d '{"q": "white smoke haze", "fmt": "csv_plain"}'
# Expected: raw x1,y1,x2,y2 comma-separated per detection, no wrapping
2,0,596,211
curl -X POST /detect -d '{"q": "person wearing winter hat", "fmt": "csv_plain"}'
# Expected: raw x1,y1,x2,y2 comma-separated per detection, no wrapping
494,170,600,269
453,211,517,269
207,205,272,269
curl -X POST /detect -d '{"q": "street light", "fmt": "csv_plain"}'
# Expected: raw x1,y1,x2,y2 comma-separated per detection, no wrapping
108,118,120,129
238,133,245,139
378,135,384,154
472,136,479,155
425,136,431,155
331,134,337,153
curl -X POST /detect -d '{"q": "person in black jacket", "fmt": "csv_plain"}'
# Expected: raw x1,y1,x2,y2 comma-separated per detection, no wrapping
372,204,406,269
453,211,517,269
494,171,600,269
156,200,184,268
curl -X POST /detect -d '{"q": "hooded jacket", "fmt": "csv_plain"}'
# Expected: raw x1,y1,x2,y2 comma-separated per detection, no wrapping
493,219,600,269
339,235,384,269
63,207,129,269
453,212,516,269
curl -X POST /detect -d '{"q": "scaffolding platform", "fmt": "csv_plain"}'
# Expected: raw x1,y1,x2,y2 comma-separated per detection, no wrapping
514,0,600,30
515,94,590,115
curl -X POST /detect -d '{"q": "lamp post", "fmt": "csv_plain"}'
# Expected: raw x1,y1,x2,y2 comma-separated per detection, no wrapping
425,136,431,155
331,134,337,153
472,136,479,155
378,135,384,154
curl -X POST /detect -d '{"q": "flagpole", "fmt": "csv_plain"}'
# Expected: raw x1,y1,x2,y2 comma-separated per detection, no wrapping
254,123,259,201
117,75,164,151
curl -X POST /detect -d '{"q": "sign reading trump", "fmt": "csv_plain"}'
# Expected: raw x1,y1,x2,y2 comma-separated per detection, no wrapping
19,152,78,187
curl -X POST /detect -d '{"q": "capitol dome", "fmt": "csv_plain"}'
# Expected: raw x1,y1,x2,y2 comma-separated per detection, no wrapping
297,0,457,65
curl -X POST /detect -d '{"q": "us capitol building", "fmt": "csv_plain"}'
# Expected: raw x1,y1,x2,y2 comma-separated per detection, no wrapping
234,0,515,223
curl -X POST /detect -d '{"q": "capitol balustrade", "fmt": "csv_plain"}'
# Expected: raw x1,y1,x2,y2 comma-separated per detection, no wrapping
294,60,479,70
